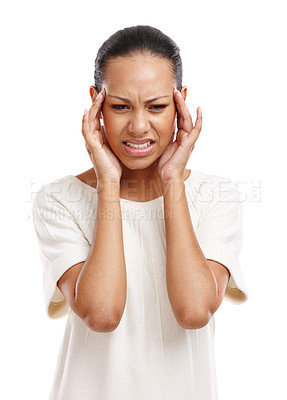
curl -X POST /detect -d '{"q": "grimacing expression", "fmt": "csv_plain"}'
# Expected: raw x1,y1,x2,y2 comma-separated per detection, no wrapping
100,55,178,170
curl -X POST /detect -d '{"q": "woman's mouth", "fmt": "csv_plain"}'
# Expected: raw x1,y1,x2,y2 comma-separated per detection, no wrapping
122,141,155,156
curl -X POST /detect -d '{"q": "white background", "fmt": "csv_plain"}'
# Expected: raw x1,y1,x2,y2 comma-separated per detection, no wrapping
1,0,286,398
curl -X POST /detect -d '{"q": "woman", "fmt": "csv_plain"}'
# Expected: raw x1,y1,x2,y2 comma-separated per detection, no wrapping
32,25,247,400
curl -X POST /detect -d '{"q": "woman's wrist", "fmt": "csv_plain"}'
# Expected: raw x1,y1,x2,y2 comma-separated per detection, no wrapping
160,176,185,201
96,179,121,201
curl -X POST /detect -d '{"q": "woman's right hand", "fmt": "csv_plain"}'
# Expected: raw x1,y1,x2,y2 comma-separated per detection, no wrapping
82,88,122,184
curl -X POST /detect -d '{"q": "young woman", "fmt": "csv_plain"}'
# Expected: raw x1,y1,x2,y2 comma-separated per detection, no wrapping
32,25,247,400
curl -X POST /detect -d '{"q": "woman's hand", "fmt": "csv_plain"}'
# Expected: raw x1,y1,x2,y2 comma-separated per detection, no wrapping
82,89,122,183
157,88,202,182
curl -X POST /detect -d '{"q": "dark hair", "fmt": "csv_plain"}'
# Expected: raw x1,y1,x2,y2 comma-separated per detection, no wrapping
94,25,182,92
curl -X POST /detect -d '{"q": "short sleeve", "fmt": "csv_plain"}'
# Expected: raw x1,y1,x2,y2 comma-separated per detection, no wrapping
32,181,91,318
195,177,248,304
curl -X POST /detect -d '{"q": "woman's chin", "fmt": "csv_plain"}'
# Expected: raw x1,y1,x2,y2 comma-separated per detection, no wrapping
119,155,159,171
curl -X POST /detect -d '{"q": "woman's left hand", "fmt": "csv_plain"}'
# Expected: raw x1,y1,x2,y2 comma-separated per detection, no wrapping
157,88,202,182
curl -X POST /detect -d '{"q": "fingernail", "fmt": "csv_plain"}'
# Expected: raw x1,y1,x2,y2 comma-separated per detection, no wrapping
84,109,88,116
96,92,102,101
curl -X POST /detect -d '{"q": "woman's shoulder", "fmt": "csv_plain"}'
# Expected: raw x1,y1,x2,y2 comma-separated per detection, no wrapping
75,168,97,189
186,169,240,202
188,168,235,184
33,170,96,211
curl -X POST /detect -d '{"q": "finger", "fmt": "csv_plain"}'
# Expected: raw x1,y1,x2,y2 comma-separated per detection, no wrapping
192,107,203,138
173,88,193,133
82,109,102,151
91,88,105,110
89,88,106,127
184,107,202,148
100,125,108,145
82,109,89,137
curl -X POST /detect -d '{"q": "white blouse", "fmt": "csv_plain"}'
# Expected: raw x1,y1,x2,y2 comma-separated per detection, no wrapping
32,169,247,400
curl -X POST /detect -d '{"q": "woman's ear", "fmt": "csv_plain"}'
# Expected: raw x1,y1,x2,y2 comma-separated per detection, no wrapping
89,85,98,102
180,86,187,101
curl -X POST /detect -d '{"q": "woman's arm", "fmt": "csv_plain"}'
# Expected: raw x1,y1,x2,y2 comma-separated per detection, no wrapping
157,89,229,329
58,180,127,333
162,178,230,329
58,91,126,333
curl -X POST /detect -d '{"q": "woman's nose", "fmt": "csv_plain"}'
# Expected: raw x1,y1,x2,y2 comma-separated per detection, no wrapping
127,110,150,135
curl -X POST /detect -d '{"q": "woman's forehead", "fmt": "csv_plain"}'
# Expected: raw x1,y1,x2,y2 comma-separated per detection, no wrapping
104,55,176,94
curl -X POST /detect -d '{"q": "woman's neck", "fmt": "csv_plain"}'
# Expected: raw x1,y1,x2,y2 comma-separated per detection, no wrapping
120,165,163,202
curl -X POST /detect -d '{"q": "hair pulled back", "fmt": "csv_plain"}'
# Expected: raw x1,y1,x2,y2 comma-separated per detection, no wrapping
94,25,183,93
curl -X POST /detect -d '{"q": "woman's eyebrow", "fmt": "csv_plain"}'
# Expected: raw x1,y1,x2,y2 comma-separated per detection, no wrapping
107,95,170,103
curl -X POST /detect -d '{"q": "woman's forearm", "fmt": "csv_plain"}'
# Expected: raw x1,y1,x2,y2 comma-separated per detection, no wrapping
75,180,127,329
162,178,219,329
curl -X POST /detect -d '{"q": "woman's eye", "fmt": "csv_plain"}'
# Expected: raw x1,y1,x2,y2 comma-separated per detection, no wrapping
111,104,167,111
149,105,167,110
111,104,129,110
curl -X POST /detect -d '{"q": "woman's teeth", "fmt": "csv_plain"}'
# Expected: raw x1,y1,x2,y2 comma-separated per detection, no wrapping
125,141,153,149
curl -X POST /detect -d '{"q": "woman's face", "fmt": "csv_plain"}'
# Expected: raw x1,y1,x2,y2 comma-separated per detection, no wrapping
94,55,183,171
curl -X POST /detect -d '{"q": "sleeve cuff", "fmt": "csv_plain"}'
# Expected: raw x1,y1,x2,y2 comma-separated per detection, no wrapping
43,245,91,318
200,242,248,304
